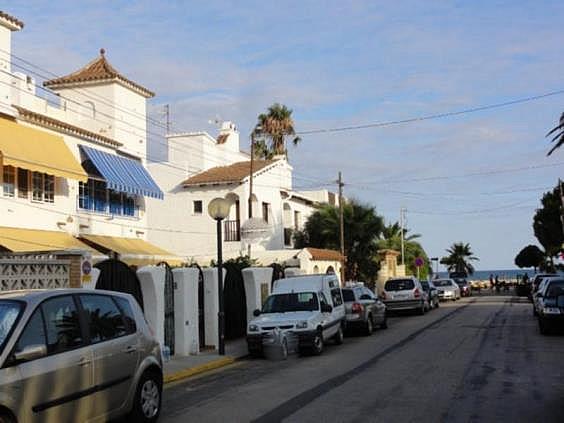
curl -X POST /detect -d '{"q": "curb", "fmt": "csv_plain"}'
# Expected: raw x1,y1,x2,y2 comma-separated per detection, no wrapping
164,356,237,385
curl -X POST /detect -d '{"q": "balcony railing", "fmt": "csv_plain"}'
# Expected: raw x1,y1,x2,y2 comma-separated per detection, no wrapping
224,219,241,242
284,227,293,247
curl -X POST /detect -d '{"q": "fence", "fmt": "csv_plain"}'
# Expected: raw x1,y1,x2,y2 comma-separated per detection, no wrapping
0,258,70,291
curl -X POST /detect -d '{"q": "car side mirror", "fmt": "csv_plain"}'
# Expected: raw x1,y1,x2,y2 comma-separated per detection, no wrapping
321,304,332,313
253,309,261,317
536,293,543,299
14,344,47,363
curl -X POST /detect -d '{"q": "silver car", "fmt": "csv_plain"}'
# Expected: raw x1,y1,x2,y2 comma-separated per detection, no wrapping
381,277,427,315
0,289,163,423
434,279,461,301
342,284,387,335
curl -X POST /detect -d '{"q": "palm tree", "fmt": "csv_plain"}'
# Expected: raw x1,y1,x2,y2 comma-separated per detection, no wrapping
253,103,301,158
377,222,427,278
545,112,564,156
440,242,479,275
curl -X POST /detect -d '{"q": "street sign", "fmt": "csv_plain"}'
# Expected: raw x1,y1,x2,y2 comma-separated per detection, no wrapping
415,257,424,267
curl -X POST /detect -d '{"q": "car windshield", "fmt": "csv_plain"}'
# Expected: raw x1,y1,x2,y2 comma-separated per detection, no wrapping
0,300,23,355
341,289,355,302
385,279,415,291
434,280,453,287
262,292,319,313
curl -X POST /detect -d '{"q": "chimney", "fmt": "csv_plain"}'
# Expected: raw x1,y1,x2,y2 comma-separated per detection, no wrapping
217,121,240,153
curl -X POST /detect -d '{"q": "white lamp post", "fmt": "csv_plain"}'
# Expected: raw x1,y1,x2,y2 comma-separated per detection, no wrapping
208,197,231,355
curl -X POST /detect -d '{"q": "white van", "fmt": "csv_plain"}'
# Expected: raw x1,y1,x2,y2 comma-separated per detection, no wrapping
246,274,345,356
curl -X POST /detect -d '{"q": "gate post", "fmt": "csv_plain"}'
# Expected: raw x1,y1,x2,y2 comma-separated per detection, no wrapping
137,266,166,348
242,267,273,325
202,267,225,350
172,267,200,355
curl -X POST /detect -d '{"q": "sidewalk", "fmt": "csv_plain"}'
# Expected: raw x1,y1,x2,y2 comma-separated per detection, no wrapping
163,338,248,384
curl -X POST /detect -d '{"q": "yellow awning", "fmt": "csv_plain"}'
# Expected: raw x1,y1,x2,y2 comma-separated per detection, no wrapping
0,117,88,182
79,235,183,266
0,226,96,253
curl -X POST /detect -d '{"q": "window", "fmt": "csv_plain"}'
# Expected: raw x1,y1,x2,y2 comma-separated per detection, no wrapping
341,289,355,302
262,202,270,223
79,295,127,343
331,288,343,306
319,292,329,308
385,279,415,291
2,166,15,197
41,296,83,354
15,309,46,355
262,292,319,313
78,179,137,217
193,200,203,214
294,210,301,230
32,171,43,201
114,297,137,334
0,301,22,355
44,174,54,203
17,168,29,199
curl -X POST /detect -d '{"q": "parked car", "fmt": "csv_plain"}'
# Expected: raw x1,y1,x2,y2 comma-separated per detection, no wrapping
247,274,345,357
434,279,461,301
381,276,427,315
0,289,163,423
342,283,387,335
536,278,564,335
530,273,558,301
420,280,439,309
454,278,471,297
533,275,561,316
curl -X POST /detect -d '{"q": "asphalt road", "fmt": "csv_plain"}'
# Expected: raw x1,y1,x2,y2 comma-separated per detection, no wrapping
161,295,564,423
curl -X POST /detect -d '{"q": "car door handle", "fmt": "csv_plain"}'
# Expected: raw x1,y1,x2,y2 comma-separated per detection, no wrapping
78,357,91,366
123,345,137,354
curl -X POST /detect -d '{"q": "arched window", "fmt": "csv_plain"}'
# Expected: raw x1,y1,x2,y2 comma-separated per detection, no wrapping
326,266,335,275
313,265,319,274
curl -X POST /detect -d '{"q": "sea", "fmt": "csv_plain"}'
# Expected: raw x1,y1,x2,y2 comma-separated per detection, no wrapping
437,269,535,282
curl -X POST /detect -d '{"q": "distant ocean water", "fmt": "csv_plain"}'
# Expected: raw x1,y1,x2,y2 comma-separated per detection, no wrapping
437,269,534,281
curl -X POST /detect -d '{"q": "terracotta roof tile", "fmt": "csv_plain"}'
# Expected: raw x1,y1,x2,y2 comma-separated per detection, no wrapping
0,11,24,29
306,248,344,262
43,49,154,98
14,105,123,148
183,160,275,186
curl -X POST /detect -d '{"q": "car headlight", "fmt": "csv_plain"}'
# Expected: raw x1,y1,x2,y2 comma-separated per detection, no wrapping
295,321,308,329
248,324,259,332
542,307,561,315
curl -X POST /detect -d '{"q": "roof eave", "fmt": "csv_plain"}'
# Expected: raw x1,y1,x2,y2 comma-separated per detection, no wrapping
43,77,155,99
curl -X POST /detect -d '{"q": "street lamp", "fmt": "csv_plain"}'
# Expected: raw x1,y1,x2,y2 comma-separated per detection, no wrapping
208,197,231,355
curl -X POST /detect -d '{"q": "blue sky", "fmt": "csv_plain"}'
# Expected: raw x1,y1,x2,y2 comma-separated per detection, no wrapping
4,0,564,269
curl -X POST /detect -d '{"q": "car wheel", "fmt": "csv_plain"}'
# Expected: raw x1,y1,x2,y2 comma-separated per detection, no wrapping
533,307,538,317
417,303,425,315
130,369,162,423
249,348,263,358
539,318,551,335
435,299,439,308
364,316,374,336
0,410,16,423
312,330,324,355
333,325,344,345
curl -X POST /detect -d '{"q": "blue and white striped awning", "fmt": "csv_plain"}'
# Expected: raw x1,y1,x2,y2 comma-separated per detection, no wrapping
80,146,163,199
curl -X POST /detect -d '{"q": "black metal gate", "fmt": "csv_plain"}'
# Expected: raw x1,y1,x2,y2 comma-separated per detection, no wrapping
223,263,247,340
269,263,285,289
157,262,175,356
95,259,144,310
191,264,206,349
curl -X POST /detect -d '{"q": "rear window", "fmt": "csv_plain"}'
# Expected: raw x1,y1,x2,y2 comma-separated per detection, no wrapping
434,280,453,287
545,281,564,298
341,289,355,302
385,279,415,291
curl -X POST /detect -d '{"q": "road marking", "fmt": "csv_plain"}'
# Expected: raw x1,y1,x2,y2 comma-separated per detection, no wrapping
252,298,478,423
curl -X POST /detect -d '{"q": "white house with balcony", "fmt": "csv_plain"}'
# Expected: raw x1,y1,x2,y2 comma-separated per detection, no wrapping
0,11,175,265
146,121,342,272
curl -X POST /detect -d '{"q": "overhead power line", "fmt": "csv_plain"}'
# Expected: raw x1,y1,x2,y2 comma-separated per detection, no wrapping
296,89,564,135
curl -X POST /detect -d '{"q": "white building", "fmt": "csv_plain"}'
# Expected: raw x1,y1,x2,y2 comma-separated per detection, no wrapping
0,11,175,265
146,121,341,270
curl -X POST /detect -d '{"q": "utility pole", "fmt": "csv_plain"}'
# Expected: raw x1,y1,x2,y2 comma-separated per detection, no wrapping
338,171,345,284
559,178,564,237
164,104,171,133
400,207,406,266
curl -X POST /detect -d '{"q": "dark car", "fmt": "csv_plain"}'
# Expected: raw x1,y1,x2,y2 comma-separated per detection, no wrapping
537,278,564,335
420,280,439,309
342,284,387,335
455,279,471,297
530,273,558,301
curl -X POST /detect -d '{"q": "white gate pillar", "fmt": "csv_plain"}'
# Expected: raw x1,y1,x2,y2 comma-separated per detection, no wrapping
172,267,200,355
202,267,225,350
137,266,166,348
242,267,273,324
